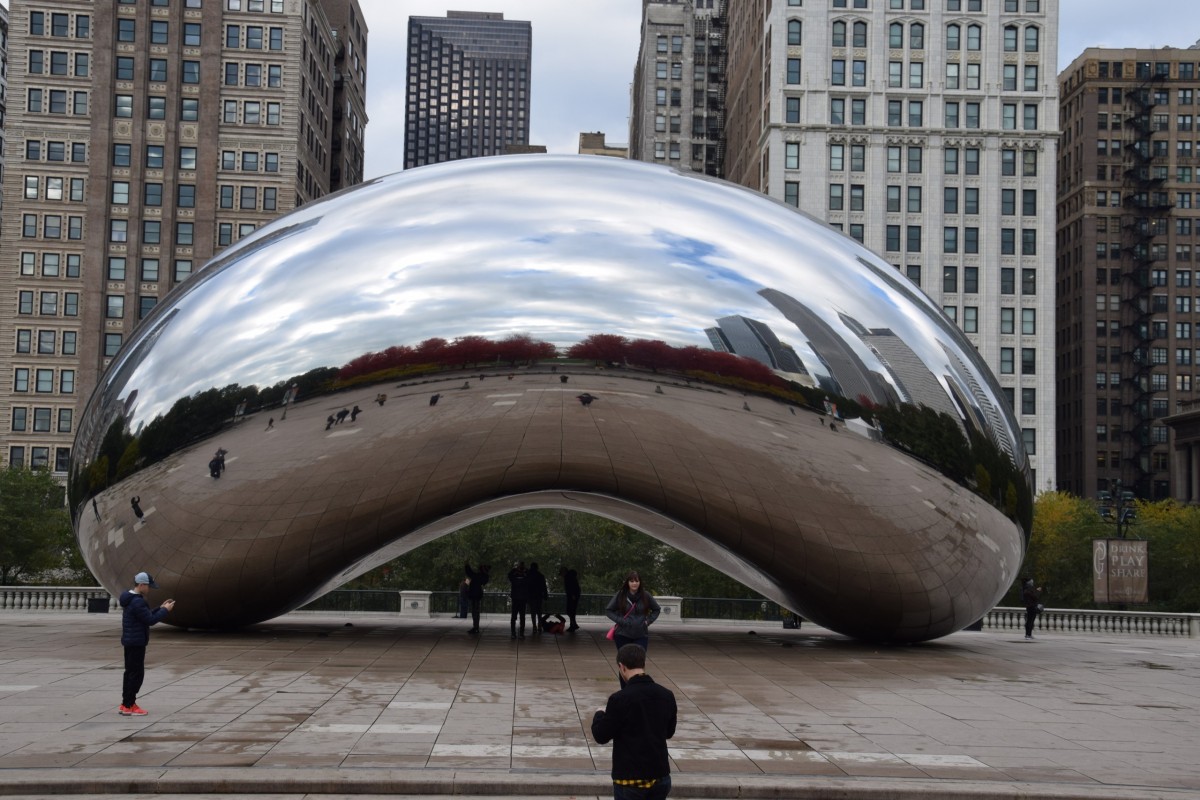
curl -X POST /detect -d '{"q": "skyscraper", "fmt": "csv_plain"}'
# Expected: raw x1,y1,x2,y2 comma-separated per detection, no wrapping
403,11,531,169
1056,46,1200,500
629,0,725,176
632,0,1057,488
0,0,368,473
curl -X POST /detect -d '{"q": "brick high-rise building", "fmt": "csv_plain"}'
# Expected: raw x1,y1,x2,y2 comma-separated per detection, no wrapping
629,0,726,176
1056,46,1200,500
403,11,530,169
0,0,368,473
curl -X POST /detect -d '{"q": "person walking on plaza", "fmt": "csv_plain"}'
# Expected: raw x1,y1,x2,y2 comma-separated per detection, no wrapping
591,643,677,800
464,562,489,634
1022,577,1044,640
605,571,661,687
507,561,529,639
561,565,581,632
118,572,175,716
525,562,548,634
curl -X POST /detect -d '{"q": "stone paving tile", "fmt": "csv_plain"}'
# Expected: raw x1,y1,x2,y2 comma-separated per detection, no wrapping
2,612,1200,797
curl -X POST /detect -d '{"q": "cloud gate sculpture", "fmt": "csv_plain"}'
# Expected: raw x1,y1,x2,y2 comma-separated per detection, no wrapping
71,155,1031,643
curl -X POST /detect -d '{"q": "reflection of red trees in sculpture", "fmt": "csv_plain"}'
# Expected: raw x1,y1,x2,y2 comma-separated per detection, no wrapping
338,334,558,380
568,334,781,385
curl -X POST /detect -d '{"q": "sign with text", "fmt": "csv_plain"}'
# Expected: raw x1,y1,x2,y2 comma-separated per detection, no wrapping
1093,539,1149,605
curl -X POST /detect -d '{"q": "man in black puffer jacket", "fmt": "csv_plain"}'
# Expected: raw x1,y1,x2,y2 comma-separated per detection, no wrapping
592,644,677,800
118,572,175,716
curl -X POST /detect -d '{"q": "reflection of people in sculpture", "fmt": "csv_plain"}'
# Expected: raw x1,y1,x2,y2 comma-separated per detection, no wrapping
350,405,362,422
464,562,489,634
131,496,144,520
265,417,274,431
375,393,387,406
335,408,350,424
560,566,582,632
209,448,226,478
325,415,336,430
577,393,596,406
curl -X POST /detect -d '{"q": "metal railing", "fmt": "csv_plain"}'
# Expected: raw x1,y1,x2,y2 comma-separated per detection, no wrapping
3,586,1198,637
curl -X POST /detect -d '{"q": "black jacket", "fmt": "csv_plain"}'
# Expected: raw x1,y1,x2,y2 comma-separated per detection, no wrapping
526,567,548,602
464,563,489,600
119,590,169,646
591,674,677,780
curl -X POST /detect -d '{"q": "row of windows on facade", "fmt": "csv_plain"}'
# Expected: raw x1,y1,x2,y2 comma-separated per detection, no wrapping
828,184,1041,218
821,20,1041,52
1094,344,1200,369
10,369,75,396
893,262,1038,296
1098,61,1200,81
826,96,1042,130
111,95,283,125
1093,140,1200,163
828,0,1044,12
107,18,284,50
6,447,70,473
829,142,1040,175
1093,243,1200,263
872,223,1040,255
98,181,279,211
830,60,1042,93
1094,87,1199,109
1094,425,1172,445
652,61,721,83
10,407,74,437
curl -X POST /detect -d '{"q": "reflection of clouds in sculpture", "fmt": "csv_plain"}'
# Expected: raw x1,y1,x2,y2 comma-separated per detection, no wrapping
73,155,1030,643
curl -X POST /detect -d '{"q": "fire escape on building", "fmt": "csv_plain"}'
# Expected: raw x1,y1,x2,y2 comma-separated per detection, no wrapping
696,2,727,178
1119,63,1173,498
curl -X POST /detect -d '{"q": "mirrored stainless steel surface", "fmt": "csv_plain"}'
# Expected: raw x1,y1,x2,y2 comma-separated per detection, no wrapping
71,155,1031,642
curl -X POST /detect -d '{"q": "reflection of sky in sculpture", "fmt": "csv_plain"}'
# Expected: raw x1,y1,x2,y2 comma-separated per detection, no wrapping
99,155,1019,463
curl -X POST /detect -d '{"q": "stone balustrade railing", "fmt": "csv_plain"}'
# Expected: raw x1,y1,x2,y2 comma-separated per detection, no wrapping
3,587,1198,638
0,586,112,612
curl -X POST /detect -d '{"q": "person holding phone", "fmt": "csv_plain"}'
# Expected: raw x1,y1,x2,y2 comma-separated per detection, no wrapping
118,571,175,716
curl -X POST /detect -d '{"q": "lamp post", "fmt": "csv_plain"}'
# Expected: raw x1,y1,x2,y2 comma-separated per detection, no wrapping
1097,479,1137,538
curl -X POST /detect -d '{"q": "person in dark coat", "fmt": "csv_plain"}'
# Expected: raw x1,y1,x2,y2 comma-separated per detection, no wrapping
605,571,662,687
464,562,489,634
350,405,362,422
507,562,529,639
1022,578,1044,640
591,644,677,800
130,496,144,520
525,563,548,634
118,572,175,716
560,566,582,632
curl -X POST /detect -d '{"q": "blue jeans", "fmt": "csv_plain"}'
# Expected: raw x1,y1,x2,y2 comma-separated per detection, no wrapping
613,775,670,800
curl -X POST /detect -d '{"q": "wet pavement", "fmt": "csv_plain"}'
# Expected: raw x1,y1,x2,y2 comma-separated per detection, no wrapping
1,610,1198,799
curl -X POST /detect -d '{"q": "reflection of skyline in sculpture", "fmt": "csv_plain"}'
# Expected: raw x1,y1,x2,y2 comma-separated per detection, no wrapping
705,315,810,383
859,328,962,426
69,155,1030,644
940,342,1017,462
758,289,891,406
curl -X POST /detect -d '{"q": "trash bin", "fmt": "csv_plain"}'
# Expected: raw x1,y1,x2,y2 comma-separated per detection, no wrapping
87,597,110,613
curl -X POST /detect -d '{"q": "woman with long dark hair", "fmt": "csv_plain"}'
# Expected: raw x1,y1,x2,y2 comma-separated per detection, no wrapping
605,571,661,687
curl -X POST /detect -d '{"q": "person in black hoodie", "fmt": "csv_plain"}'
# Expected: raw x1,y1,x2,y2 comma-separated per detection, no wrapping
464,561,489,634
1022,577,1044,640
525,562,548,634
507,561,529,639
118,572,175,716
591,644,677,800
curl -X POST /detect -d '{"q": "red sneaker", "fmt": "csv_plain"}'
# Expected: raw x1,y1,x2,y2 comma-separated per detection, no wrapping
126,705,148,716
118,705,132,716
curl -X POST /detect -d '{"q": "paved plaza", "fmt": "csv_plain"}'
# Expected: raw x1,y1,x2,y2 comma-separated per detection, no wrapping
1,611,1199,799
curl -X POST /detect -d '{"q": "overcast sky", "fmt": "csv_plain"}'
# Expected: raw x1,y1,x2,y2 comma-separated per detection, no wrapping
358,0,1200,180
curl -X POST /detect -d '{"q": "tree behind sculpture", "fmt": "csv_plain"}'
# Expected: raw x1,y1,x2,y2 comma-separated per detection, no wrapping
0,467,74,585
